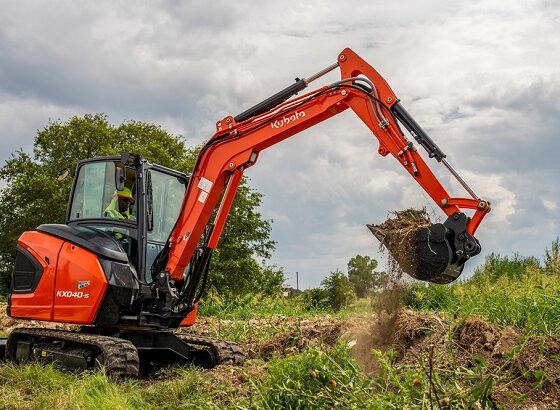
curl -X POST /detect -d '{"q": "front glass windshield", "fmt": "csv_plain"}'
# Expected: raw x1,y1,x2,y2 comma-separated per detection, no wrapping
69,161,137,223
147,170,186,244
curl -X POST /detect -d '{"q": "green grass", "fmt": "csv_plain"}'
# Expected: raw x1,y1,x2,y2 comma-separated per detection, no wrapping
404,260,560,337
198,292,331,320
252,342,373,409
0,363,146,410
0,362,252,410
1,247,558,409
0,343,505,410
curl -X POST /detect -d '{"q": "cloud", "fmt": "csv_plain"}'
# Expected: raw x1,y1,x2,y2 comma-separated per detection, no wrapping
0,0,558,288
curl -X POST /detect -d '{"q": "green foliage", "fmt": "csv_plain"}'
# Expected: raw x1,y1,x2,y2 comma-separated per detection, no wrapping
0,362,241,409
403,245,560,336
0,363,147,409
471,251,540,281
301,288,331,311
402,282,455,311
0,114,280,296
254,343,372,409
320,269,356,311
369,348,499,408
347,254,385,298
199,290,326,320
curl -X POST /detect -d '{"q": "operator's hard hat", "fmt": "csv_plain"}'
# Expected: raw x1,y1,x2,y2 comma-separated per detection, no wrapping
114,187,134,200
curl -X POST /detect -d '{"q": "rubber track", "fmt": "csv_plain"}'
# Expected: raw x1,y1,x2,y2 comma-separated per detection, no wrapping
178,334,246,366
7,328,140,377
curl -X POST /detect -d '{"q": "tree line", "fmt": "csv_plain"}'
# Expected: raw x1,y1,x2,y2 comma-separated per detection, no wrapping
0,114,283,297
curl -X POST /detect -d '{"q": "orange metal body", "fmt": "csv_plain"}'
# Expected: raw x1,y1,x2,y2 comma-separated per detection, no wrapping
52,242,108,324
10,231,108,324
10,231,64,321
165,47,490,281
180,303,198,326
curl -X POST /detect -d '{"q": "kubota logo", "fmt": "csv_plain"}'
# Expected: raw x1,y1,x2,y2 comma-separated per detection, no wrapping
77,280,90,289
271,111,306,129
56,290,90,299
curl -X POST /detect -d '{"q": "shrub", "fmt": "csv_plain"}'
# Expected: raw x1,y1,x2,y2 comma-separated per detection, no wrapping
301,288,330,311
544,237,560,275
402,282,455,311
471,252,540,281
321,270,356,311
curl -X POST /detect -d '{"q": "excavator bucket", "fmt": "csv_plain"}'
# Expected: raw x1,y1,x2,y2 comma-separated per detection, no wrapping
414,222,470,284
368,211,481,284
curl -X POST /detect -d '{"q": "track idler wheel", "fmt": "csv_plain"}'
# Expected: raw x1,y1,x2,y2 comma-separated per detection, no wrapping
413,212,481,284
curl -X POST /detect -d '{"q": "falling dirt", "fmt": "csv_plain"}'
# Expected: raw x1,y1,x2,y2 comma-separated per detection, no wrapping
345,208,424,376
343,284,406,375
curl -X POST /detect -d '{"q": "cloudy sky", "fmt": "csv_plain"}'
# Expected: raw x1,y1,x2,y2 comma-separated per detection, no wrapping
1,0,559,288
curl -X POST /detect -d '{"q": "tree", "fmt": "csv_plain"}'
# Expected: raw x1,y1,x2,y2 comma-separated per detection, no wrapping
321,269,355,311
0,114,282,296
347,254,385,298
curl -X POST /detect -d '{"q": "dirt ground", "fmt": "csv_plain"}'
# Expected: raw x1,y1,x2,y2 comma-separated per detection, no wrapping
1,302,558,408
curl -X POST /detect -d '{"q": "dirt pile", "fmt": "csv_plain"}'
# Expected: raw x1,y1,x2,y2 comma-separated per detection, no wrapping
342,309,559,408
367,208,431,279
515,335,560,386
244,317,343,360
388,311,560,409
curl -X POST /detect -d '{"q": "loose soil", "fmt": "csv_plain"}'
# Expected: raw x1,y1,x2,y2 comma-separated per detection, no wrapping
367,208,432,279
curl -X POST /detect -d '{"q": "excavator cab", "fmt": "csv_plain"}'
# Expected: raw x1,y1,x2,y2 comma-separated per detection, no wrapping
8,153,189,328
65,153,188,283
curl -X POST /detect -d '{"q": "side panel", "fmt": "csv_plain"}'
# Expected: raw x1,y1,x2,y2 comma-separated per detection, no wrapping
53,242,108,324
9,231,65,321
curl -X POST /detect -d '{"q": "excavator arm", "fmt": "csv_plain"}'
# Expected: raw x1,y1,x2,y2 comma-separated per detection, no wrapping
154,48,490,310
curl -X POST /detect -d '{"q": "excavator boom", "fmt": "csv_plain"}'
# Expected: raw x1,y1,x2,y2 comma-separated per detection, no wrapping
156,48,489,300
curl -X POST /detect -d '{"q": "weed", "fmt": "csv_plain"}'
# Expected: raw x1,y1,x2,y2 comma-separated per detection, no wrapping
252,342,371,409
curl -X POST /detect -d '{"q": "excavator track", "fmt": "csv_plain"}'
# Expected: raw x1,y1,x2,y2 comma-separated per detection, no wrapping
177,333,246,366
6,328,140,377
4,328,244,376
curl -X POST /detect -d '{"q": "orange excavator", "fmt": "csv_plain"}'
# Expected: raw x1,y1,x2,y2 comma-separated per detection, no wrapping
0,48,490,376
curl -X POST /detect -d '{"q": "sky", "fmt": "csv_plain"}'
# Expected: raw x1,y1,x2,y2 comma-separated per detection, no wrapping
0,0,559,288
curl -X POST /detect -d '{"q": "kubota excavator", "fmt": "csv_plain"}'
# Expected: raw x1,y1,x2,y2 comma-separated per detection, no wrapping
0,48,490,376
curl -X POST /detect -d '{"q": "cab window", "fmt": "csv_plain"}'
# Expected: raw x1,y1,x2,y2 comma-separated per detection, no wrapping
69,161,137,222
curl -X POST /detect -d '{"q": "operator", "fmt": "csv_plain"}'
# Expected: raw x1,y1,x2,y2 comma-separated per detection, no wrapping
104,187,135,220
